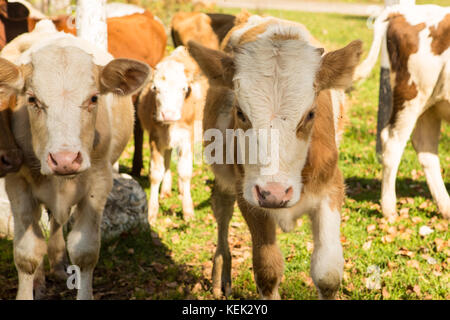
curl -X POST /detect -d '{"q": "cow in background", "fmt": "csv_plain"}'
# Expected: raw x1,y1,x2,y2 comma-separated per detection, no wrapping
171,11,236,49
0,97,22,176
138,46,207,223
354,4,450,219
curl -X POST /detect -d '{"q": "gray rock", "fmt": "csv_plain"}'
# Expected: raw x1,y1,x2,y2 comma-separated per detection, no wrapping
0,174,148,240
100,173,149,241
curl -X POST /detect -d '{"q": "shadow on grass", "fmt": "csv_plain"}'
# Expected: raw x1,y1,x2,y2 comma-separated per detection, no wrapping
0,225,208,300
345,176,449,202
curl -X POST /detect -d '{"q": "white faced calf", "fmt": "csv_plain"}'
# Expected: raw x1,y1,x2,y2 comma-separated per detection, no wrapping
138,46,206,223
188,16,362,299
0,34,150,299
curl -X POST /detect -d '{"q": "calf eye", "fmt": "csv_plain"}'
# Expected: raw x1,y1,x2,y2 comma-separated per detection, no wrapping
28,96,36,104
236,108,246,122
307,110,315,121
91,95,98,103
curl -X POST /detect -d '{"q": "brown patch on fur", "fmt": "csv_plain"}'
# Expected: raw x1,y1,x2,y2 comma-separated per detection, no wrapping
429,13,450,55
386,14,425,125
315,40,363,91
296,107,315,141
238,22,271,45
301,91,341,197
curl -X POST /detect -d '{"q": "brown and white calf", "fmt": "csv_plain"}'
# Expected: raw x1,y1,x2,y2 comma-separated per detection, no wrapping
188,15,362,299
354,4,450,219
0,96,23,176
0,29,150,299
138,46,206,223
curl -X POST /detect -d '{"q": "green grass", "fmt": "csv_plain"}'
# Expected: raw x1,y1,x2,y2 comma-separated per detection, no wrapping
0,4,449,300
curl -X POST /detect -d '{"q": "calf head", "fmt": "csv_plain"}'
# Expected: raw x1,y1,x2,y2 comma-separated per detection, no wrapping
150,47,199,123
0,103,23,177
151,58,189,123
189,35,361,209
0,45,150,176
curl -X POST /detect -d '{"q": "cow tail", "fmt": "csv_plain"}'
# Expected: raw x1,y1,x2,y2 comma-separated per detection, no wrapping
353,8,391,82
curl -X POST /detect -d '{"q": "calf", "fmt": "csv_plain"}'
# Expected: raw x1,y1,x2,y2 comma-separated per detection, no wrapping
188,15,362,299
354,4,450,219
0,30,150,299
138,46,206,223
0,96,22,176
171,11,236,50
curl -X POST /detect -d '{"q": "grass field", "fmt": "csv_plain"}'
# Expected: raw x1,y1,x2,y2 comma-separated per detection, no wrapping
0,3,449,300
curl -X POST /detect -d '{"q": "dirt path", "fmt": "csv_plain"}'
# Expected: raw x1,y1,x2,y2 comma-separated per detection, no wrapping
205,0,383,16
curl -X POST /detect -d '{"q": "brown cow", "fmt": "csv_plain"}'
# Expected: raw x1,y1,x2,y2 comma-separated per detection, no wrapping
188,14,362,299
0,27,150,300
0,96,22,177
171,11,236,50
138,46,207,223
354,4,450,219
0,0,30,49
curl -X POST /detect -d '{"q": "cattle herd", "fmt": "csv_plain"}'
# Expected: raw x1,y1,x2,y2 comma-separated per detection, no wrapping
0,0,448,300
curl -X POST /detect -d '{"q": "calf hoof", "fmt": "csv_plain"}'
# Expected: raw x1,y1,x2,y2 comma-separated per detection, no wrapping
183,207,195,221
316,270,341,300
212,280,231,299
148,208,158,225
381,201,397,220
438,203,450,220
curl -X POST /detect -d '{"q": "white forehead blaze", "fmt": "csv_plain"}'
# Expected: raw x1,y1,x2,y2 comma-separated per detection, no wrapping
154,59,188,89
31,45,96,109
234,37,321,131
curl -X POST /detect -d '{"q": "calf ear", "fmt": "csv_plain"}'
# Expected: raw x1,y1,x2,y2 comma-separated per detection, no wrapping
100,58,151,96
315,40,363,91
0,58,26,100
187,40,235,88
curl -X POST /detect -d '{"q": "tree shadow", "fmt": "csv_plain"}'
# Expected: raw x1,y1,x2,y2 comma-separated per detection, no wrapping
0,225,208,300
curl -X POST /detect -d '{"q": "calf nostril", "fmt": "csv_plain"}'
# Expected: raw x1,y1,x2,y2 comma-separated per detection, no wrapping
49,153,58,166
255,185,270,200
1,155,11,167
74,152,83,165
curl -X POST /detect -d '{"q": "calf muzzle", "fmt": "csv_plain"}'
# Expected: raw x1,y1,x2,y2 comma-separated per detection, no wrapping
254,182,293,209
47,151,83,175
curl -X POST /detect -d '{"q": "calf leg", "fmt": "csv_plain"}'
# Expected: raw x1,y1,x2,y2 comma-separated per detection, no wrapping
33,260,46,300
411,107,449,218
48,217,69,280
177,140,194,220
211,183,235,298
132,103,144,177
380,101,423,218
148,140,165,224
309,199,344,300
160,149,173,198
6,176,46,300
241,204,283,299
67,167,112,300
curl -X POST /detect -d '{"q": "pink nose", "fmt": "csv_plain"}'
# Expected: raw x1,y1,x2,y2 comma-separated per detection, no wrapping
47,151,83,175
160,110,180,122
254,182,293,208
